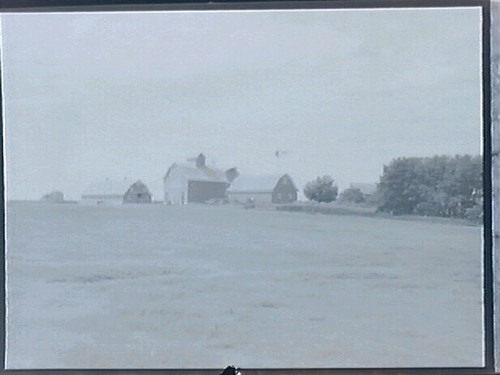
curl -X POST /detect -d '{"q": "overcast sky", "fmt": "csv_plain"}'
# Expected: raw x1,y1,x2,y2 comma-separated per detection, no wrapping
1,7,482,201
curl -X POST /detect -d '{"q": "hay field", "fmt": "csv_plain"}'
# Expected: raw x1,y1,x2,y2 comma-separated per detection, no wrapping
5,202,483,368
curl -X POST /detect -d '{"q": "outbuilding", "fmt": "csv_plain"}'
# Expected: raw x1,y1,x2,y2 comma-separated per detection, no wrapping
349,183,377,198
163,154,233,204
81,180,152,205
227,174,298,204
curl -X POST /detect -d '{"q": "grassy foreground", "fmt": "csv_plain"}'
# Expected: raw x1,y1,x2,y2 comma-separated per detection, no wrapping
6,202,483,368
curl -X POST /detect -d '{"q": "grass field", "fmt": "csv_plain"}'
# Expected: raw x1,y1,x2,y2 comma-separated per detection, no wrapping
5,202,483,368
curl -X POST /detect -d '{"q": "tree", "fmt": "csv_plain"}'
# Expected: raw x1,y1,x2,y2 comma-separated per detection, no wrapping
377,157,423,215
304,175,338,203
339,187,365,203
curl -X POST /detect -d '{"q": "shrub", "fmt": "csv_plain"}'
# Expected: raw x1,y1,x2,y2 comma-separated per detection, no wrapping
304,175,338,203
465,205,483,222
339,187,365,204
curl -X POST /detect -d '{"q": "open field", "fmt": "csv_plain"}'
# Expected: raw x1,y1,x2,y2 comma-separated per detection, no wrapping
6,202,483,368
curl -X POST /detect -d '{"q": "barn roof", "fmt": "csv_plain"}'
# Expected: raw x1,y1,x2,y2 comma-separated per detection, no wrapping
228,174,296,193
82,180,135,197
164,163,228,183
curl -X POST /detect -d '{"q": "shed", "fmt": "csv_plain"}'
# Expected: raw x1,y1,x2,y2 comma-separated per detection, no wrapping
163,154,231,204
349,183,377,196
227,174,298,204
81,180,152,205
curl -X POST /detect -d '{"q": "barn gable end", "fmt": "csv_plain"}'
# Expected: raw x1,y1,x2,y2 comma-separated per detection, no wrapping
124,181,152,203
227,174,298,204
272,175,298,203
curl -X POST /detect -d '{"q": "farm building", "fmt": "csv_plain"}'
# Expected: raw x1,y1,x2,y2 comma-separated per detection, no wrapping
163,154,235,204
81,180,152,205
349,183,377,197
41,191,64,203
227,174,298,204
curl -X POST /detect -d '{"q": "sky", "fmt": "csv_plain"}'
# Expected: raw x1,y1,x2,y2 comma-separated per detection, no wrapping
1,7,482,201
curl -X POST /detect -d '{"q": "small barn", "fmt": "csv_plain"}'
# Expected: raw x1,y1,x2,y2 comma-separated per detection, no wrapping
227,174,298,204
81,180,152,205
124,181,153,203
163,154,233,204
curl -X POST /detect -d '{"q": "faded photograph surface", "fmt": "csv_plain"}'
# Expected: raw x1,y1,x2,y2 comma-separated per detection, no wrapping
2,7,484,368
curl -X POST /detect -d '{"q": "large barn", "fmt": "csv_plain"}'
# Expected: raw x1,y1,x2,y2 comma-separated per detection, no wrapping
163,154,235,204
81,180,152,205
227,174,298,204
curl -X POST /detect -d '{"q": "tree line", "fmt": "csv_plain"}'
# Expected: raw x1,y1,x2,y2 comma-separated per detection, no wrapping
377,155,482,220
303,154,482,221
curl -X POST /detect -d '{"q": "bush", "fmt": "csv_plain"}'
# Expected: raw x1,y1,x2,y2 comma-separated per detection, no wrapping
304,175,338,203
339,187,365,203
414,201,435,216
465,205,483,222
